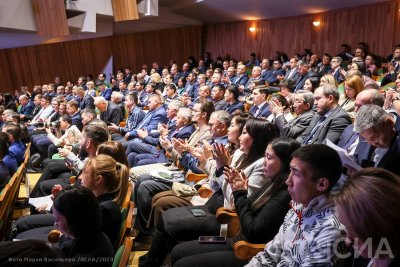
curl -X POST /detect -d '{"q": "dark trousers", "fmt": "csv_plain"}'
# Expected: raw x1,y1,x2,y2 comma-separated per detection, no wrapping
29,160,70,197
171,239,247,267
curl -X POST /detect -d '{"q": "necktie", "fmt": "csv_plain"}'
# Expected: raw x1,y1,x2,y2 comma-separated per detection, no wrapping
303,116,326,144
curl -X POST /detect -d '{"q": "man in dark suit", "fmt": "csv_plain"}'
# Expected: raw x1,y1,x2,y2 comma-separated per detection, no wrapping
66,100,83,131
18,94,35,122
231,64,249,87
249,86,271,118
242,66,265,94
297,85,351,145
265,60,286,86
260,58,272,80
293,60,312,92
77,87,95,111
274,90,315,139
331,57,345,84
284,58,300,84
94,96,122,126
129,107,196,167
337,89,385,155
98,82,112,101
120,94,168,148
317,53,332,76
353,105,400,175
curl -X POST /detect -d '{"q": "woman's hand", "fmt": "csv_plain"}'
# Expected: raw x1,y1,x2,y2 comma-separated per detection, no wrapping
51,184,63,200
213,143,231,169
58,148,71,158
224,167,248,192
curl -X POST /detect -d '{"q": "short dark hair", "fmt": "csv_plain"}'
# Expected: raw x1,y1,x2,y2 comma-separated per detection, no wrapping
293,144,342,190
83,124,109,148
3,122,21,140
226,85,240,100
53,186,101,238
60,114,72,125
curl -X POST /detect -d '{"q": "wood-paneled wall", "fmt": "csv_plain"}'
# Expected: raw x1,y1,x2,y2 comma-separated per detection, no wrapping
0,26,201,93
1,1,400,93
203,0,400,61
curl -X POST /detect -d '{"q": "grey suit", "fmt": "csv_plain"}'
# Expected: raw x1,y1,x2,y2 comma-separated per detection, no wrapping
296,106,351,145
275,109,315,139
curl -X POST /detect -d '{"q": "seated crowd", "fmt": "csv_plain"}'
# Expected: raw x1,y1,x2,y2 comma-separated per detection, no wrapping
0,41,400,267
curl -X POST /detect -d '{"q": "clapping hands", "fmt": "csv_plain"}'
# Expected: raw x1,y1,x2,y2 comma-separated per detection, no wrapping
224,167,248,192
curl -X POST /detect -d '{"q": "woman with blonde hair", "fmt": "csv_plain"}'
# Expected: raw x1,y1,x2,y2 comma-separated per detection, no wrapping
340,75,364,119
334,168,400,267
86,81,96,97
320,74,338,87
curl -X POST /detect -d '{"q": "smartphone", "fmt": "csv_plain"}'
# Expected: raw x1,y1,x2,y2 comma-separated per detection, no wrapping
191,208,207,217
198,236,227,244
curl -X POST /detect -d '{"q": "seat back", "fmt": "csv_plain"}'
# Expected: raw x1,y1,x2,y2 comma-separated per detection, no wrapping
121,182,133,210
0,163,26,240
112,237,133,267
115,201,134,250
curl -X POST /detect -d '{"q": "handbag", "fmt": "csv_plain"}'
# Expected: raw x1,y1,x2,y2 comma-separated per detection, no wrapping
172,182,198,197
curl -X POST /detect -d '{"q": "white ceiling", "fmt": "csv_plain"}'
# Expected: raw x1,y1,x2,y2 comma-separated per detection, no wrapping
0,0,389,49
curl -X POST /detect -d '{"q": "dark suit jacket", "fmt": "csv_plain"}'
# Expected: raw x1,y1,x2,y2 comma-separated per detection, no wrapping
214,100,228,111
19,101,35,116
100,88,112,101
100,101,122,125
275,109,314,139
265,68,286,85
337,124,359,150
284,68,300,84
79,94,95,110
129,106,168,137
353,115,400,175
249,102,272,118
232,74,249,86
297,106,351,145
225,101,244,114
70,111,83,131
24,105,41,121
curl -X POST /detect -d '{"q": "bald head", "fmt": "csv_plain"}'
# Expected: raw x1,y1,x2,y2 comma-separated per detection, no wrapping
354,89,384,112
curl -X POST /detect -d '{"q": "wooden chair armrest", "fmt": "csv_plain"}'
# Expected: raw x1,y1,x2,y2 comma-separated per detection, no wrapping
186,173,207,183
48,229,62,244
234,240,265,260
197,186,212,198
216,207,237,224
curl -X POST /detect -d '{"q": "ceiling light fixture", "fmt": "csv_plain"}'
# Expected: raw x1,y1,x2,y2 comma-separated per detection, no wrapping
313,20,321,27
249,27,256,32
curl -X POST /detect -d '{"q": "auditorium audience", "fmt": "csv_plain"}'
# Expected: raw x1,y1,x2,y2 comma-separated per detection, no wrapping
171,138,300,267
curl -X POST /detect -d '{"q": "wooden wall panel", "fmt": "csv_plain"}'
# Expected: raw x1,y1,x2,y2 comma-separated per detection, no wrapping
112,0,139,21
112,26,202,71
203,1,399,61
0,26,201,93
32,0,69,37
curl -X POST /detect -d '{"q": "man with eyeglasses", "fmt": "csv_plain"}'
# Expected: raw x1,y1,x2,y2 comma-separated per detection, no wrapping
330,56,345,84
109,93,145,141
274,90,315,139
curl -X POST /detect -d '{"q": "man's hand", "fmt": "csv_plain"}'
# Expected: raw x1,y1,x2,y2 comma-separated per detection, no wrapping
137,129,148,139
213,143,231,169
159,135,172,150
124,132,130,140
108,123,119,133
